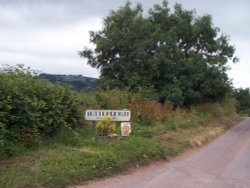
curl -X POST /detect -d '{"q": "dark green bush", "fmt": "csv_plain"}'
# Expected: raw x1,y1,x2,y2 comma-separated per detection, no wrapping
0,66,83,156
233,88,250,115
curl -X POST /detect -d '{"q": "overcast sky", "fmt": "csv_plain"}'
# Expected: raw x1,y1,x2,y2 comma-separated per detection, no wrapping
0,0,249,88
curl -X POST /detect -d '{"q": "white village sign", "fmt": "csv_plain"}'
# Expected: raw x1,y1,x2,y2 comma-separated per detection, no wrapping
85,109,131,122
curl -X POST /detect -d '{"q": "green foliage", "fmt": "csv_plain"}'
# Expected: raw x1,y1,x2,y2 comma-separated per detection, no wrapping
0,65,83,156
0,65,240,187
233,88,250,115
52,129,83,147
38,73,97,91
0,136,166,188
93,89,130,109
196,99,236,119
0,98,240,188
80,0,237,106
96,116,116,136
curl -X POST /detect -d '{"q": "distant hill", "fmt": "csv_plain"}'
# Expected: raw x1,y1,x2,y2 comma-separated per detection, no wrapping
38,73,97,91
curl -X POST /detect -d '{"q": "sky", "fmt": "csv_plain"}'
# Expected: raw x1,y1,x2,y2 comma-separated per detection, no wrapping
0,0,249,88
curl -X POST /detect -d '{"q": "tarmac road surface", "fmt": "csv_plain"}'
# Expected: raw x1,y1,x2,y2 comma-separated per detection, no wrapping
74,118,250,188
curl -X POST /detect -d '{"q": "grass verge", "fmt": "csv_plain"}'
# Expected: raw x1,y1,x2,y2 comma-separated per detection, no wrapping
0,109,243,188
0,136,165,188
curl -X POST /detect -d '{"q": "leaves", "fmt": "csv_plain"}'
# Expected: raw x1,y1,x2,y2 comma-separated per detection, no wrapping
80,0,237,106
0,66,83,156
96,116,116,136
233,88,250,113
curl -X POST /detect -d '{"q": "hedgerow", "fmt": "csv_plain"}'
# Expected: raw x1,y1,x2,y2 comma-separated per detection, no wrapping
0,66,83,156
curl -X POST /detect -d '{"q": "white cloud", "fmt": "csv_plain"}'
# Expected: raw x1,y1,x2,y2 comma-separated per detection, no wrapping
0,0,249,88
0,16,102,77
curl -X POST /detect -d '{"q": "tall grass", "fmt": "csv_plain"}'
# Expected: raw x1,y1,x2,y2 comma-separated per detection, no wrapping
0,66,241,187
0,97,241,188
0,136,166,188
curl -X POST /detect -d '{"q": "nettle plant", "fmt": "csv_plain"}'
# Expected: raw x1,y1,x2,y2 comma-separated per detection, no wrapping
96,116,116,136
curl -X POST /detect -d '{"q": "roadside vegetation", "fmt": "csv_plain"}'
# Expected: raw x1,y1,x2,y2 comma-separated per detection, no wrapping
0,1,249,187
38,73,97,91
0,66,242,188
0,65,83,158
233,88,250,116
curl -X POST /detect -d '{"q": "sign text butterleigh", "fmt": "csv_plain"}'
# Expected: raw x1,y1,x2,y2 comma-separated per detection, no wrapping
85,110,131,121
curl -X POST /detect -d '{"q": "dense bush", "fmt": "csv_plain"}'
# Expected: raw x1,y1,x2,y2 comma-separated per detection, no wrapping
80,89,237,126
0,66,83,155
88,88,171,125
93,89,130,109
96,116,116,136
233,88,250,115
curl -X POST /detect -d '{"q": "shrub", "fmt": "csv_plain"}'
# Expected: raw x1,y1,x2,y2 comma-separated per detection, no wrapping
96,116,116,136
0,65,83,156
129,100,172,125
94,89,130,109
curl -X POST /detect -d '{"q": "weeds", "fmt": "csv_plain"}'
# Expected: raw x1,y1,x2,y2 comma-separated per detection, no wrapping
0,136,165,188
0,79,242,188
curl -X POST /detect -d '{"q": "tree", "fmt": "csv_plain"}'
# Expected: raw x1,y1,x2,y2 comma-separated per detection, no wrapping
79,1,237,106
233,88,250,114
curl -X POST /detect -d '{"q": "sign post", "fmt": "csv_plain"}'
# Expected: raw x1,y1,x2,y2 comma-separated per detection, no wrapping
85,109,131,139
92,121,96,139
85,109,131,121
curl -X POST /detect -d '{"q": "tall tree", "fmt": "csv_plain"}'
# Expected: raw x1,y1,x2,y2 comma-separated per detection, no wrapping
80,1,237,106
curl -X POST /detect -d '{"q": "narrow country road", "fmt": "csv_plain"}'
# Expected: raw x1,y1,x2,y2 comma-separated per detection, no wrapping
75,118,250,188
